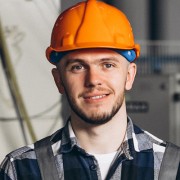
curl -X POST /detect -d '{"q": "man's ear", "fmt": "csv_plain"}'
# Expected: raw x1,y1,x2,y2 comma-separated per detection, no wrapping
51,68,65,94
125,62,137,91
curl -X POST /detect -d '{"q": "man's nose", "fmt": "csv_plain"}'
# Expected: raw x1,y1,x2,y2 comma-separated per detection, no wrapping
85,67,102,88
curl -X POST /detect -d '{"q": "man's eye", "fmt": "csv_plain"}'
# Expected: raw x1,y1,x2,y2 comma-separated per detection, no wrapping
71,65,84,71
104,64,113,68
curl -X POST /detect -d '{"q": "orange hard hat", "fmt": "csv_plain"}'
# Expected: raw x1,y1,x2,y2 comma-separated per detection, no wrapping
46,0,140,64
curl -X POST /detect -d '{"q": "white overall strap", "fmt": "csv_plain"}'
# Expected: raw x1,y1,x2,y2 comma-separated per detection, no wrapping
34,136,59,180
159,142,180,180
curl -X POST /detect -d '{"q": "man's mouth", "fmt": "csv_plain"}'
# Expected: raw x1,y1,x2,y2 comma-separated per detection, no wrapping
84,94,107,100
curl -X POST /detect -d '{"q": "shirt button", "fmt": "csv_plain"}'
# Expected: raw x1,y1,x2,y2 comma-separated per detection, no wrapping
90,164,97,171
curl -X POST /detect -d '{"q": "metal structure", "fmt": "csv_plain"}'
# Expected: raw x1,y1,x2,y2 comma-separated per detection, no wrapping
126,74,180,146
136,41,180,75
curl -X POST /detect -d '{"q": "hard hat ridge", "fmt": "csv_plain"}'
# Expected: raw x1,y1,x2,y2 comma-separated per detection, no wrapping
76,0,113,45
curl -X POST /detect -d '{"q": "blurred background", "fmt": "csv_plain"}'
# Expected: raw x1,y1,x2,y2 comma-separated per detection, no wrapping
0,0,180,162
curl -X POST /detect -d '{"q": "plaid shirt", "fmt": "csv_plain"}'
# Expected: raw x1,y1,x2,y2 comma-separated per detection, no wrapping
0,117,180,180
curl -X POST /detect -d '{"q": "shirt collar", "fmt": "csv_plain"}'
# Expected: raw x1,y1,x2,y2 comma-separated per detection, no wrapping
55,117,159,157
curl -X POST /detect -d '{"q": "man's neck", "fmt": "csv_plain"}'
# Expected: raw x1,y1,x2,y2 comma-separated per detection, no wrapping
70,107,127,154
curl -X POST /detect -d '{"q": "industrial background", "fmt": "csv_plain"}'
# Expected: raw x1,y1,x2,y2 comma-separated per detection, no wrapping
0,0,180,162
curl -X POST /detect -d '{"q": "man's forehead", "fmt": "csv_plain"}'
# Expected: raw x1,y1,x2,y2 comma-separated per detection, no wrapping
63,48,122,59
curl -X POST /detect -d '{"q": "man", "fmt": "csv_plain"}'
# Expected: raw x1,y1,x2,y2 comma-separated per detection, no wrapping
0,0,180,180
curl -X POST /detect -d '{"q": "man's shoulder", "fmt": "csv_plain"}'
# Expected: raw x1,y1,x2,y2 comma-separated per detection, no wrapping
129,119,167,153
4,127,65,162
6,144,35,161
0,145,37,180
7,127,64,161
0,128,64,180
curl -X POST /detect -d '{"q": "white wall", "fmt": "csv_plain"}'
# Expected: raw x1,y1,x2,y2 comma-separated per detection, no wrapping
0,0,70,163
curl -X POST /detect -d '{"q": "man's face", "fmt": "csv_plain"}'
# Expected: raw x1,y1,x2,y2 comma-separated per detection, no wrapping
52,49,136,125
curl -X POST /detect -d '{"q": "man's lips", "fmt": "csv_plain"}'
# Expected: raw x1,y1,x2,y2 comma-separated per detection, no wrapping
79,87,113,101
83,94,108,100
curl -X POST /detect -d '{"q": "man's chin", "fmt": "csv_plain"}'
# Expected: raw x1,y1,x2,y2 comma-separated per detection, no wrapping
78,113,113,125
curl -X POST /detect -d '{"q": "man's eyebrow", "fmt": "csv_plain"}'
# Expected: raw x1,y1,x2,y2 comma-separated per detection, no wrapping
99,57,120,63
64,58,85,67
101,57,119,61
63,56,120,67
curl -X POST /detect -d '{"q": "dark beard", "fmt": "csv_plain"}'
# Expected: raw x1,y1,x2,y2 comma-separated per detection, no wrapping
64,88,124,125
